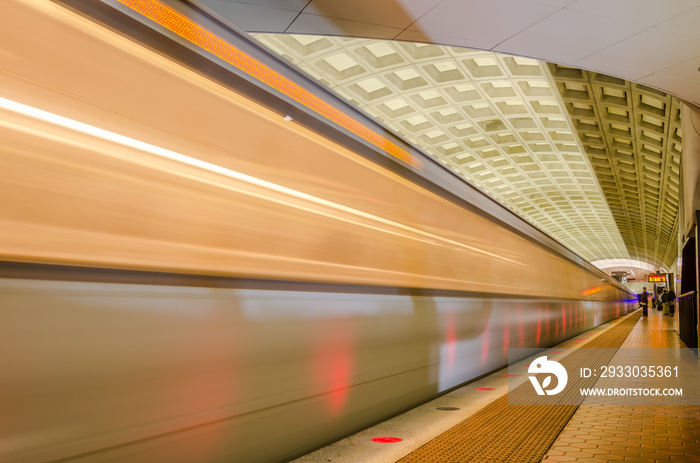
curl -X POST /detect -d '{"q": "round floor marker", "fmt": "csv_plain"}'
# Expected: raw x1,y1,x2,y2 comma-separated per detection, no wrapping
436,406,460,411
372,437,402,443
477,387,495,391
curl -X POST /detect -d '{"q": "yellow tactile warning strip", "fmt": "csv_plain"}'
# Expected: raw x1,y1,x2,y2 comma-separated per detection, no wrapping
398,311,643,463
543,310,700,462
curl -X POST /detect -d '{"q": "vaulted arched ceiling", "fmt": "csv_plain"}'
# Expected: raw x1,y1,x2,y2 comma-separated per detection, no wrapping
195,0,698,270
254,35,681,268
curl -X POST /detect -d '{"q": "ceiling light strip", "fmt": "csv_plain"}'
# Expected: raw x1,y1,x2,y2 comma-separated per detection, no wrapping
115,0,423,170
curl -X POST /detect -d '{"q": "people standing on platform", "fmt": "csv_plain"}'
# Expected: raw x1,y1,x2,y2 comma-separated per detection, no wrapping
662,288,669,315
653,292,659,311
668,288,676,317
640,287,649,316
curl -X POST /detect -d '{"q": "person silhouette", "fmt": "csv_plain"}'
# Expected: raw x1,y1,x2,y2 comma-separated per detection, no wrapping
639,287,649,317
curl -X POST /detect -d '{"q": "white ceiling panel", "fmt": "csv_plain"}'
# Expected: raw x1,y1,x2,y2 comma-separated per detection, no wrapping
640,61,700,100
304,0,443,30
689,89,700,105
577,28,700,79
214,0,700,106
198,0,298,32
657,5,700,38
495,9,648,64
395,30,497,53
562,61,647,82
565,0,700,25
532,0,577,6
213,0,310,12
287,14,403,39
406,0,561,46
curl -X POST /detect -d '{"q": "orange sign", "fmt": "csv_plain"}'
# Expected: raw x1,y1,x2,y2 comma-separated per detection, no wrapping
582,286,601,296
648,274,666,283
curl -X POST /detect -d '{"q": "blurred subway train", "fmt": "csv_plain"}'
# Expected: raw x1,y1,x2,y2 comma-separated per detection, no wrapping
0,1,636,462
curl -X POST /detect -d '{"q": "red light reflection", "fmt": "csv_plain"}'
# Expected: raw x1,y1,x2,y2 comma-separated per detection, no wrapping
562,304,566,332
517,304,524,347
312,319,355,417
446,311,456,369
372,437,402,443
569,304,573,331
481,324,490,366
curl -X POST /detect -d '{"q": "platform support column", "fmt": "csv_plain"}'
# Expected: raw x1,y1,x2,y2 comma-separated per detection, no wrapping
678,217,698,352
696,211,700,352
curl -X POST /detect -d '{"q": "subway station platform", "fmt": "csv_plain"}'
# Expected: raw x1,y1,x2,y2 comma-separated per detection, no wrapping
293,309,700,463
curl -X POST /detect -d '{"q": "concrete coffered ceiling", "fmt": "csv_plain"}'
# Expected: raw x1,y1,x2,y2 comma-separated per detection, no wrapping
193,0,695,270
252,34,681,268
549,65,682,269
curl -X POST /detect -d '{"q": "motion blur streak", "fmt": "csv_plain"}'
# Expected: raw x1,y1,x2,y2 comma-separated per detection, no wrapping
0,1,637,462
446,311,457,369
116,0,423,170
517,304,524,347
312,318,354,417
481,325,491,366
0,96,520,265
